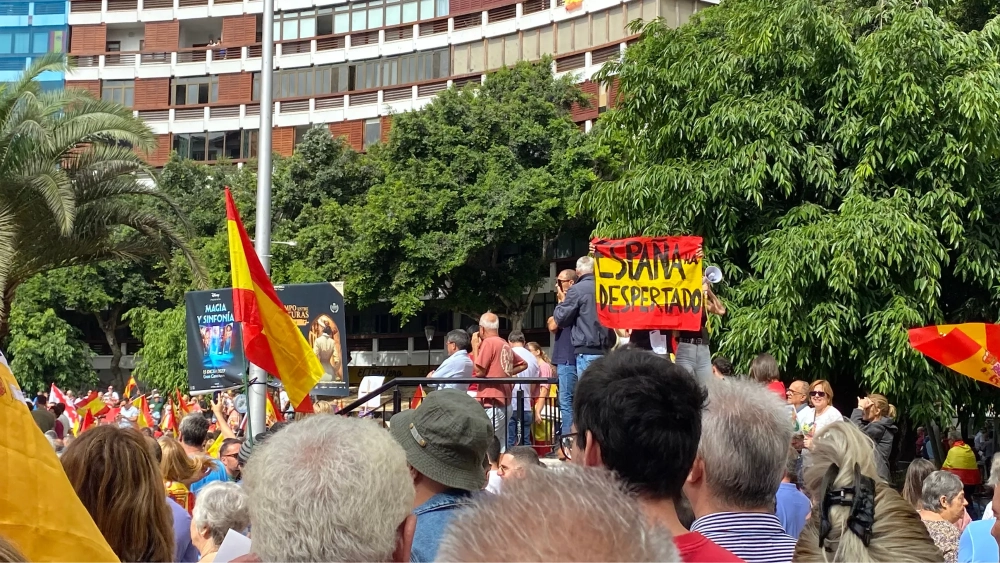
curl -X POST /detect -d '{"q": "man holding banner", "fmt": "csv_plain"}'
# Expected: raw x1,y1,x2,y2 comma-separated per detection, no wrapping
552,256,608,378
590,236,725,382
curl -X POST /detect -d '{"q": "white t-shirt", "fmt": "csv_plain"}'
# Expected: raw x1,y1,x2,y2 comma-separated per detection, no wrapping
511,347,539,411
798,405,843,437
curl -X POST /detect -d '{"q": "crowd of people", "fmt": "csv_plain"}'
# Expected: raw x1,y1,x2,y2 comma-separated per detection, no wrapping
10,253,1000,563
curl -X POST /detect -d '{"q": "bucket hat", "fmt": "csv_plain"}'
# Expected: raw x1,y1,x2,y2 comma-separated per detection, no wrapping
390,389,493,491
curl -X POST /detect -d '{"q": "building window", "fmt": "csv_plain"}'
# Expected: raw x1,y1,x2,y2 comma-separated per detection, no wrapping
0,2,29,15
173,130,258,162
270,0,445,40
13,33,29,54
251,48,449,101
363,118,380,149
171,76,219,105
34,2,67,15
102,80,135,107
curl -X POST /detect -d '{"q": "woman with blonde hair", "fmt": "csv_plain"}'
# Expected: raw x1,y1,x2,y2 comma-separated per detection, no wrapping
61,426,174,562
526,341,554,443
799,379,843,448
159,435,203,514
795,421,939,563
850,394,898,481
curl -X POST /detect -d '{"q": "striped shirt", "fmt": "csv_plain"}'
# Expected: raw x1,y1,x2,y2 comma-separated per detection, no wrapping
691,512,797,563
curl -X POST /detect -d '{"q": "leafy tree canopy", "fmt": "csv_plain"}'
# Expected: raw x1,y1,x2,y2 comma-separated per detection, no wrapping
585,0,1000,422
343,59,602,327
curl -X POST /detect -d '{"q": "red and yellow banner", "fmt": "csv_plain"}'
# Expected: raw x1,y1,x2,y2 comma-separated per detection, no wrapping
592,236,703,330
226,188,323,412
909,323,1000,388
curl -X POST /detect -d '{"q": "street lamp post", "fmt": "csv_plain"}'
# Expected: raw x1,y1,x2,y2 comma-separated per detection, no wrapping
424,326,435,367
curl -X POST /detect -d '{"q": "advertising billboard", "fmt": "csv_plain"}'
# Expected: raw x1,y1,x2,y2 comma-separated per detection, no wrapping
184,283,349,397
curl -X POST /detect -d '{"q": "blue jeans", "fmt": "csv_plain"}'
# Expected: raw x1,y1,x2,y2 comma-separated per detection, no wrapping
557,363,577,435
675,342,713,383
507,410,534,448
576,354,602,377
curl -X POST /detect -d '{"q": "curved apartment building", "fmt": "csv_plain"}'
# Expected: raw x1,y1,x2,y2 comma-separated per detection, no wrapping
65,0,713,165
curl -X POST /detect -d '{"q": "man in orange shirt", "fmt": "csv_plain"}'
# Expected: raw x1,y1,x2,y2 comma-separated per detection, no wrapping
473,312,526,450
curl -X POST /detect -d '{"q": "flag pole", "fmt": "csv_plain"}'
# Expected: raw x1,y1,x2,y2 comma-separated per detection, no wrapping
249,0,275,441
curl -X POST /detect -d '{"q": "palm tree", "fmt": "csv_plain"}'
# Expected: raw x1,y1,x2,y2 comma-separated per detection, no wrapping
0,54,205,338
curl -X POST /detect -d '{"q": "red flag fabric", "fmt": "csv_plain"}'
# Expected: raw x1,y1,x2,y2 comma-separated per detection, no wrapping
175,390,191,416
909,323,1000,387
78,409,96,433
267,393,284,423
410,385,425,410
225,188,324,412
76,391,109,419
123,375,138,400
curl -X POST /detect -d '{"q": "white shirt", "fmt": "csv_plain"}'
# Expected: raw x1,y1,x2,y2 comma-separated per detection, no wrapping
429,350,474,391
486,470,502,494
103,391,119,403
798,405,843,437
511,347,539,411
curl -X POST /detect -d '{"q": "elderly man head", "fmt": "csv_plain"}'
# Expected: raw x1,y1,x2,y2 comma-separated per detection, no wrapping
191,482,250,561
786,380,809,412
243,415,415,562
436,465,678,562
685,378,796,563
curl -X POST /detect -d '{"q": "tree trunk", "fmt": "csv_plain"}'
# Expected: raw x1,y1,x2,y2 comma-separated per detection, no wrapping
0,286,16,343
96,306,123,389
508,312,524,332
928,422,945,469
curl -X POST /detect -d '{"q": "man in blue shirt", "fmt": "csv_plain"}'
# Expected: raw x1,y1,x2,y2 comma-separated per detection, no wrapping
427,330,474,391
390,389,492,562
547,269,578,437
774,447,811,539
179,413,229,494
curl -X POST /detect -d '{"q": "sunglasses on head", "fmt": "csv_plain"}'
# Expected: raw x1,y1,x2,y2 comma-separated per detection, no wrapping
810,391,827,398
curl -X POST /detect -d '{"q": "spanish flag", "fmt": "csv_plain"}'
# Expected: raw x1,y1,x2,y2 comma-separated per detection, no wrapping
78,409,96,433
266,392,284,424
206,432,225,458
943,441,983,485
160,401,179,435
123,375,138,400
909,323,1000,388
226,188,323,411
76,390,110,419
175,390,192,416
132,395,155,428
0,351,119,562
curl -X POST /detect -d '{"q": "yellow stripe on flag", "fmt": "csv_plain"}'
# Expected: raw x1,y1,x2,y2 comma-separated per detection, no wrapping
207,432,225,458
0,352,119,562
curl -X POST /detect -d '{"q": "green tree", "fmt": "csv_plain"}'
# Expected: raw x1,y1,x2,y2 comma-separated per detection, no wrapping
0,55,203,339
584,0,1000,421
343,60,601,328
125,305,187,392
6,304,97,394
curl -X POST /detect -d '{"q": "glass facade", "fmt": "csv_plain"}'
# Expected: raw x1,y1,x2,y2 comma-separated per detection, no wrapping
264,0,449,42
0,0,68,89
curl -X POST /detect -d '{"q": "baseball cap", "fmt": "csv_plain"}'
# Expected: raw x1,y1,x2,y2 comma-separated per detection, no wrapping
389,389,493,491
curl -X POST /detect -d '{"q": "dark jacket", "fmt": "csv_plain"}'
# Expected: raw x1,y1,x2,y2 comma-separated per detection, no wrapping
552,273,606,355
850,409,897,481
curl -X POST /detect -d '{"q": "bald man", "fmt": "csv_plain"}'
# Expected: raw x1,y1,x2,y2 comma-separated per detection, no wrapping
474,312,526,450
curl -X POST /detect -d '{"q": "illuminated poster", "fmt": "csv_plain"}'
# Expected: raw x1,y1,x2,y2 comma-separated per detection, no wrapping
185,290,246,392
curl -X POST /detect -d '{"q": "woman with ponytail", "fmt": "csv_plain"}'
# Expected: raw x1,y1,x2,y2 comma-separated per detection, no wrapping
795,422,939,563
851,394,898,481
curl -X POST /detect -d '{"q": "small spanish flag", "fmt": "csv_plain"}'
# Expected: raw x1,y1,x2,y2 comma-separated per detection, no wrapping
266,393,284,423
78,409,96,433
76,391,109,419
175,389,192,416
132,395,155,428
123,375,138,400
160,401,179,435
409,385,425,410
226,188,324,412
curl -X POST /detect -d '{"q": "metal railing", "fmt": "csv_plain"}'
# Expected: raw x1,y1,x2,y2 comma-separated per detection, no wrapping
338,376,561,454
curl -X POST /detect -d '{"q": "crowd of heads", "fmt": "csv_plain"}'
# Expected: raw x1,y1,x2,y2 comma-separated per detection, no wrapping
15,325,998,563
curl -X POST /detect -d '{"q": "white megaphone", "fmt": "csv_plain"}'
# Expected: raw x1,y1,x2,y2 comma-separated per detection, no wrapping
704,266,723,284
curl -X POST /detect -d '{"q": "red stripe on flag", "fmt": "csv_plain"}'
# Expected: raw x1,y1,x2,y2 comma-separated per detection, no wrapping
909,326,982,366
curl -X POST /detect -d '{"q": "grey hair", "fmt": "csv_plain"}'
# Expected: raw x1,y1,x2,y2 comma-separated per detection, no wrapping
191,482,250,547
478,313,499,331
242,416,414,562
699,378,793,510
435,465,679,562
921,471,964,512
576,255,595,274
445,329,470,350
796,422,939,562
989,454,1000,487
947,429,962,442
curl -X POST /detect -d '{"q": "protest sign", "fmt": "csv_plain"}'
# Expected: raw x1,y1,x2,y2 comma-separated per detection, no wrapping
592,236,703,330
